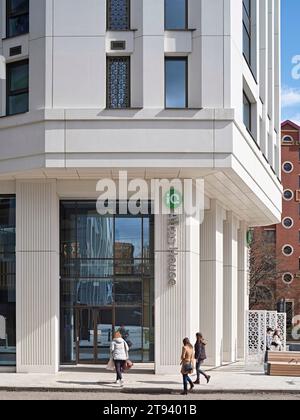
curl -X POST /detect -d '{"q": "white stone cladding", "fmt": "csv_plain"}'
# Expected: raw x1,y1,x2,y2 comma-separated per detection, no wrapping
0,0,281,373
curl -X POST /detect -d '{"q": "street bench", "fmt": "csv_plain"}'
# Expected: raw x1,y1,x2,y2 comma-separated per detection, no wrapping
266,352,300,377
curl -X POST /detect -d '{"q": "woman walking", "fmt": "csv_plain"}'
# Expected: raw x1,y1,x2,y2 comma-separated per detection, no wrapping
194,333,211,385
180,337,195,395
110,331,129,386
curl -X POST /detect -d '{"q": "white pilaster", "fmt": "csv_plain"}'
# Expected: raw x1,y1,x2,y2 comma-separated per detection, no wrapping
237,222,249,359
223,212,239,363
155,202,200,374
16,180,59,373
200,200,225,367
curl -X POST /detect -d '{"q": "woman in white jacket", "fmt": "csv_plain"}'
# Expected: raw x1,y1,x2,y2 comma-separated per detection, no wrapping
110,331,129,386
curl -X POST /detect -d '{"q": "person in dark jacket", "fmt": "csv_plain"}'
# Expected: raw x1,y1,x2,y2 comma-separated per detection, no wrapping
194,333,211,385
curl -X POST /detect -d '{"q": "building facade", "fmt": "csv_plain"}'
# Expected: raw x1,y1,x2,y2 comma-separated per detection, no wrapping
0,0,281,373
251,120,300,334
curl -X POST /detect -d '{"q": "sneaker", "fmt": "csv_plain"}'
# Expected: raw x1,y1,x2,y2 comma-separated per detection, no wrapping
119,379,124,387
115,379,120,385
206,375,211,384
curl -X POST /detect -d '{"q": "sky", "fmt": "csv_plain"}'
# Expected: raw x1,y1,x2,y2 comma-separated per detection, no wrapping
281,0,300,124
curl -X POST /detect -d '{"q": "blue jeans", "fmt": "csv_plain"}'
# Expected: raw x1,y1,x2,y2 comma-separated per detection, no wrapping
182,374,193,391
196,360,207,381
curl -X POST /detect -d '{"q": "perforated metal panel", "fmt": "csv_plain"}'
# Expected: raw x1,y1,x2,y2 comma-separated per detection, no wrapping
107,57,130,109
107,0,130,30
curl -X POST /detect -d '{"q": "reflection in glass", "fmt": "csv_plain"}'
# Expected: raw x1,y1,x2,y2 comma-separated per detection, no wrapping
165,0,187,30
61,308,76,363
96,309,113,361
116,307,142,361
7,0,29,38
114,279,142,305
0,197,16,366
77,214,114,259
165,58,187,108
60,201,155,364
115,218,142,258
78,309,95,362
61,279,113,307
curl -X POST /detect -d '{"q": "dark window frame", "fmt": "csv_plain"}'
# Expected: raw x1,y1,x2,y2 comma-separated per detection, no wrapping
243,0,251,68
164,0,189,31
106,56,131,109
6,0,29,39
0,195,16,367
6,59,29,116
107,0,131,31
165,56,188,109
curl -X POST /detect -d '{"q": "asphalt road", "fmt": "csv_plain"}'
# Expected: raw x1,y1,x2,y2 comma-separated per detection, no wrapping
0,392,299,400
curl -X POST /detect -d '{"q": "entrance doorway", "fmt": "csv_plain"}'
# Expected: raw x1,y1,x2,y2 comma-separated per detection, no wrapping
76,307,113,364
60,201,155,365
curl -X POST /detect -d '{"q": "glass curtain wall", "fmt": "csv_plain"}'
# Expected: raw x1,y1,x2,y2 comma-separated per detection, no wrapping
0,196,16,366
60,201,155,365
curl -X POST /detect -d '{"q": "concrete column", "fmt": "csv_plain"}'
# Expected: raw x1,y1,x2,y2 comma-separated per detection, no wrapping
141,0,164,108
16,180,59,373
200,200,225,367
237,222,249,360
155,202,200,374
223,212,239,363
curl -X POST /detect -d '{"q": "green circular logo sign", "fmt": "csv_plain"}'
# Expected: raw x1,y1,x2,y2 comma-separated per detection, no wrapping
164,189,182,210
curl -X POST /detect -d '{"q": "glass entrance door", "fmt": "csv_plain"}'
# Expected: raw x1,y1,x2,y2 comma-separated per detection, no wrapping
76,307,113,364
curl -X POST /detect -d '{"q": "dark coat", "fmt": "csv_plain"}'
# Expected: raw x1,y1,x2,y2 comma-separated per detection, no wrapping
195,341,207,362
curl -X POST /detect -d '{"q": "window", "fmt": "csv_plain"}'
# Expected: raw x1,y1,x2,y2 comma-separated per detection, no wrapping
282,217,294,229
283,190,294,201
243,92,251,132
263,229,276,243
282,135,293,144
60,201,155,364
243,0,251,66
107,57,130,109
0,196,16,366
6,0,29,38
282,273,294,285
299,230,300,244
282,245,294,257
107,0,130,31
165,0,187,30
6,60,29,116
165,58,187,108
282,162,293,173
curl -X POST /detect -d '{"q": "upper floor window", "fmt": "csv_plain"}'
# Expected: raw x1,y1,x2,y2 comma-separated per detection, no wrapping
6,0,29,38
243,92,251,132
282,135,293,144
243,0,251,66
165,0,187,30
165,57,187,108
6,60,29,116
107,57,130,109
107,0,130,31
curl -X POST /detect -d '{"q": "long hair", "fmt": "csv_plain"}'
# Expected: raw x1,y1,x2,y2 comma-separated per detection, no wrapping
183,337,193,349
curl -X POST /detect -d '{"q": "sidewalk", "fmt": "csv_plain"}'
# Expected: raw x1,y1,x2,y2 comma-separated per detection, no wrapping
0,362,300,394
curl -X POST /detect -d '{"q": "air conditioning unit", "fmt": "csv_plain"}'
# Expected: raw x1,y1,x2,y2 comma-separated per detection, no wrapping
296,190,300,202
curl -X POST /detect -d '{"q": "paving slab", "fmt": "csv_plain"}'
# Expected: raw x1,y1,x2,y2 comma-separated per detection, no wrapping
0,363,299,394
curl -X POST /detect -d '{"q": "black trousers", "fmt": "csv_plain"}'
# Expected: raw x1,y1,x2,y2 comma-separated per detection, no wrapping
114,360,125,380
